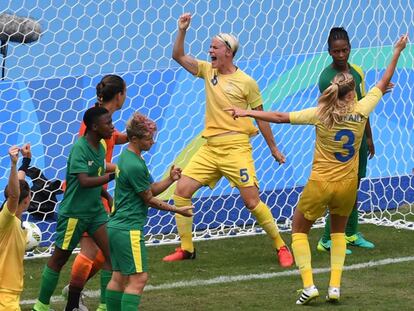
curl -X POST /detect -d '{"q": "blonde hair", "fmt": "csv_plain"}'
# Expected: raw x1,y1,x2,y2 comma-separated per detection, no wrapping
317,72,356,128
126,112,157,140
215,33,239,56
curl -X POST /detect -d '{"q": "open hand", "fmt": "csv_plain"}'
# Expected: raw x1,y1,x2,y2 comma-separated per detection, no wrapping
177,205,193,217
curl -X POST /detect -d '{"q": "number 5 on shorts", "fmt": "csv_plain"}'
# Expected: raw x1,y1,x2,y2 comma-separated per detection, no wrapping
240,168,249,183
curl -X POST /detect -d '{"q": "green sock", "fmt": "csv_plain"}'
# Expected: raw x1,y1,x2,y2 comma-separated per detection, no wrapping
121,293,141,311
38,265,60,305
345,206,359,236
321,214,331,243
106,289,123,311
100,269,112,304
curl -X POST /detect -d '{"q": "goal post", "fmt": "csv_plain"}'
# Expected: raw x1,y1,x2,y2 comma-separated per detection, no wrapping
0,1,412,259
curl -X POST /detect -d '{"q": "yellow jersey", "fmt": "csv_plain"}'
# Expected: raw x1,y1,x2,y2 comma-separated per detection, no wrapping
196,60,262,138
290,87,383,181
0,203,26,294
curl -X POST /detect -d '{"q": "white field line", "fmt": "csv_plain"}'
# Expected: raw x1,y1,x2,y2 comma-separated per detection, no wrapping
20,255,414,305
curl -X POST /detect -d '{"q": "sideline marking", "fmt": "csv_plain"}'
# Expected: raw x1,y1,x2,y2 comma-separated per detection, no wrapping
21,256,414,305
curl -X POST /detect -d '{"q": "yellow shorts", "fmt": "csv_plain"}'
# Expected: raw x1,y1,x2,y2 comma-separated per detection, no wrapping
0,291,21,311
183,134,258,189
297,178,358,221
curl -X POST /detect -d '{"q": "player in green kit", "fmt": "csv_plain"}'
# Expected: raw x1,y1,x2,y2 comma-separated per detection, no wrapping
33,106,116,311
226,34,407,304
106,112,193,311
317,27,376,254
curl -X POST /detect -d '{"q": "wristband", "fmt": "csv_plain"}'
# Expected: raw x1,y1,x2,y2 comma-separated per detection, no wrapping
108,172,116,181
18,157,31,173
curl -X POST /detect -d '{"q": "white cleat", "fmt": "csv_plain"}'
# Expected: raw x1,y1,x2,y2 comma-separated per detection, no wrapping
296,285,319,305
326,286,340,303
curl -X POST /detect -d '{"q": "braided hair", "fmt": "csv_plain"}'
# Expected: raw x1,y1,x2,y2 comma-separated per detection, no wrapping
327,27,351,51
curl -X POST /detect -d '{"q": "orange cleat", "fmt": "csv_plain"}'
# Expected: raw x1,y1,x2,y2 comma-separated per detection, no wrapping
277,245,294,268
162,247,196,262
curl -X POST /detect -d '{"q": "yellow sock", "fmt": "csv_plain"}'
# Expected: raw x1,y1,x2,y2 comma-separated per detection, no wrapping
330,233,346,288
173,194,194,253
250,201,285,249
292,233,314,288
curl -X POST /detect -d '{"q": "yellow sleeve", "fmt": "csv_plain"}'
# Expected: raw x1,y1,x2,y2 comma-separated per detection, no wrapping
0,203,15,230
247,78,263,109
196,60,210,79
355,87,383,117
289,107,318,125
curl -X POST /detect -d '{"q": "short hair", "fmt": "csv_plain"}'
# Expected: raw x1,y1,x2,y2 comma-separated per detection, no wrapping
96,74,125,104
83,106,109,131
126,112,157,140
327,27,351,51
4,179,31,204
215,33,239,56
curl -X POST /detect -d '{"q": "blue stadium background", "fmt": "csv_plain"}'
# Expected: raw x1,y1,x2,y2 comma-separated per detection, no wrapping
0,1,413,245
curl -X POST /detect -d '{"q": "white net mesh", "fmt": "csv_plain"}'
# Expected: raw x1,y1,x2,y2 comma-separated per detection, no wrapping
0,1,413,258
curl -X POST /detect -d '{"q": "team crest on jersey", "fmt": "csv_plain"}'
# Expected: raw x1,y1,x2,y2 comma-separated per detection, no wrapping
88,161,94,166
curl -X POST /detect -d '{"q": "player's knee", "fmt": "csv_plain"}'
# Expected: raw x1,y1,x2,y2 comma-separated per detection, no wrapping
243,198,260,210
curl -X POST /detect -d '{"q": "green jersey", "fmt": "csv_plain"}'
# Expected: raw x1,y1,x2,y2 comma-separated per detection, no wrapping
108,149,152,231
318,63,369,178
59,136,106,218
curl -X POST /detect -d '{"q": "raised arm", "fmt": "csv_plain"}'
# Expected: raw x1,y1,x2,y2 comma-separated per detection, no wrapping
18,143,31,180
376,34,408,93
172,13,198,75
6,146,20,214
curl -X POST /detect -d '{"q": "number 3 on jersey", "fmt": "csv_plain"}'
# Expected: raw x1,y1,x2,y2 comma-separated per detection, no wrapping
334,129,355,162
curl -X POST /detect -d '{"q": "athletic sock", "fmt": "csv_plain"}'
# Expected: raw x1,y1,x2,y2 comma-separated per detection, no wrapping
106,289,123,311
65,285,82,311
100,269,112,305
322,214,331,243
70,252,94,288
292,233,314,288
173,194,194,252
90,248,106,278
330,233,346,288
250,201,285,249
121,293,141,311
345,206,359,236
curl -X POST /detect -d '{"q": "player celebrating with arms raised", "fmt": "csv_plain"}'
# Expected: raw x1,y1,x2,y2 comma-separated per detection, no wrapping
225,34,408,304
163,13,293,267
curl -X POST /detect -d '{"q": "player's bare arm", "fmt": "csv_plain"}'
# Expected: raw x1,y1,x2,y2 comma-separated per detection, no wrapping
172,13,198,75
6,146,20,214
151,165,182,196
139,188,193,217
77,172,115,188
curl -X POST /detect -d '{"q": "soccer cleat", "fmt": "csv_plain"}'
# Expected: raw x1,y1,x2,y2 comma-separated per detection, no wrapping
317,239,352,255
345,232,375,248
162,247,196,262
31,301,55,311
277,245,294,268
296,285,319,305
96,303,107,311
326,286,340,303
62,284,89,311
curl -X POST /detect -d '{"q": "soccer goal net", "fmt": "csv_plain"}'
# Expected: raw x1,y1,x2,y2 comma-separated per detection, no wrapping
0,1,412,258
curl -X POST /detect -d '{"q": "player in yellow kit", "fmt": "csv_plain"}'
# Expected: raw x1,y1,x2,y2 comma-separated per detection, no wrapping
225,34,407,305
163,12,293,267
0,144,31,311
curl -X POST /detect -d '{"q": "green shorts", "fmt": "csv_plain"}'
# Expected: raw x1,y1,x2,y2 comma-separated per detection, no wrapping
54,212,108,251
358,133,368,178
108,227,148,275
183,134,258,189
